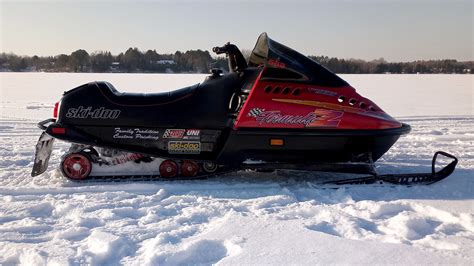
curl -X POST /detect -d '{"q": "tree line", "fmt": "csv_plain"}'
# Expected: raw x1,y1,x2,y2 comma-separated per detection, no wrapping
309,56,472,74
0,48,471,74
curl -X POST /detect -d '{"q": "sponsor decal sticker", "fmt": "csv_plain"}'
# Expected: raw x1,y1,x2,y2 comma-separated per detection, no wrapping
267,59,286,68
168,141,201,154
113,128,160,140
163,129,185,139
109,153,146,165
66,106,121,119
308,88,338,97
183,129,201,139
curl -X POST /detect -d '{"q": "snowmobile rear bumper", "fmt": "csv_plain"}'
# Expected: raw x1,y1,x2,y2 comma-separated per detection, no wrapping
37,118,56,130
32,119,102,177
31,131,55,177
32,119,58,176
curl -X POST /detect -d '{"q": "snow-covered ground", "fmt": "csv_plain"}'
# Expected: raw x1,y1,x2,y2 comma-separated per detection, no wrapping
0,73,473,265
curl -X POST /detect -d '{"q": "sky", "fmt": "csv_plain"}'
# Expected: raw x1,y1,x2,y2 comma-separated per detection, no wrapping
0,0,472,62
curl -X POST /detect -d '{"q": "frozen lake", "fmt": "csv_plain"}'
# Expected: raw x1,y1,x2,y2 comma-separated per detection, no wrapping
1,73,472,119
0,73,473,265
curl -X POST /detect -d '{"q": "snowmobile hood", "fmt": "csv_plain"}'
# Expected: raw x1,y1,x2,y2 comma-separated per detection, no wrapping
249,32,349,88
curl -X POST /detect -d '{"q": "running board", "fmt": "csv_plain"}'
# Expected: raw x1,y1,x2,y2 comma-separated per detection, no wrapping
324,151,458,186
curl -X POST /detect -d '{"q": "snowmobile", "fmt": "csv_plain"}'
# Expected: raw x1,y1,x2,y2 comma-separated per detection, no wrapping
32,33,458,185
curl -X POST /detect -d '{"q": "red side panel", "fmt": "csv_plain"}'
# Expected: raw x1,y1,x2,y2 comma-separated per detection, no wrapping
235,70,401,130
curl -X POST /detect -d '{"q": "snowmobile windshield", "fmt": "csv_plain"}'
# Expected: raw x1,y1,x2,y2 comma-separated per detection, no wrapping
249,33,348,87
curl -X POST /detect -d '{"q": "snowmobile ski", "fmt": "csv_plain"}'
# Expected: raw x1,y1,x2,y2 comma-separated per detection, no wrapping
323,151,458,186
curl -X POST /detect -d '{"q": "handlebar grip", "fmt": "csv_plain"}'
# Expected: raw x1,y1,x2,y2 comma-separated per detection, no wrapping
212,46,226,55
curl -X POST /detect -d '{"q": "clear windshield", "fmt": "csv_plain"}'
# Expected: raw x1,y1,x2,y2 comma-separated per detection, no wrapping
249,33,348,87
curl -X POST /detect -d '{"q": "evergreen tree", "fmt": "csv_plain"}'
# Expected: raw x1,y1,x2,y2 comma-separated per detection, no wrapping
69,49,90,72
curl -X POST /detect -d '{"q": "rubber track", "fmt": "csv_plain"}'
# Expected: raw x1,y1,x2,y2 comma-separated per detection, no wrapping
64,168,449,186
64,168,238,183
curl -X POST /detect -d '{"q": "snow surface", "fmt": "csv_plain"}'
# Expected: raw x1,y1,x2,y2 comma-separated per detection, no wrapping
0,73,473,265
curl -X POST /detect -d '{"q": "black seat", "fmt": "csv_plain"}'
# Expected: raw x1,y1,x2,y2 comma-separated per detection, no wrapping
96,82,198,106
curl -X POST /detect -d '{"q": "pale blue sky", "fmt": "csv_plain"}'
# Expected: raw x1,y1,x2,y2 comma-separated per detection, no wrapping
1,0,472,61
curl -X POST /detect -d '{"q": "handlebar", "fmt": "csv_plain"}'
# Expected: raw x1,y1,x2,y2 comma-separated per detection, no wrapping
212,42,230,55
212,42,248,72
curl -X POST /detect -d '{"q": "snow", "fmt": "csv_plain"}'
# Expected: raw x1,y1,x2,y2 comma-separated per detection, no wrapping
0,73,473,265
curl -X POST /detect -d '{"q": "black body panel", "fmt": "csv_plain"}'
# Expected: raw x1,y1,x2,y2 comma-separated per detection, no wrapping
45,120,410,165
217,124,411,164
59,68,260,129
45,124,225,160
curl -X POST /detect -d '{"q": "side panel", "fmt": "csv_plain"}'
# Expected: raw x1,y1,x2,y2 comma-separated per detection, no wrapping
217,128,406,164
46,124,225,161
234,70,402,130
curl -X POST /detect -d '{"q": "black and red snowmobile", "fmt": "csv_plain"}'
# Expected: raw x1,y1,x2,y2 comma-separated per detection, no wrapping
32,33,457,185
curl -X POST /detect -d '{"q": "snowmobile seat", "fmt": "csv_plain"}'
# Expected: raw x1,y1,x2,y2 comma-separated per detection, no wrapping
96,82,198,106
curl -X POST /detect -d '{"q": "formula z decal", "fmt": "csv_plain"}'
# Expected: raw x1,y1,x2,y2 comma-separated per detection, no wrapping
65,106,121,119
246,107,343,128
168,141,201,154
247,108,318,126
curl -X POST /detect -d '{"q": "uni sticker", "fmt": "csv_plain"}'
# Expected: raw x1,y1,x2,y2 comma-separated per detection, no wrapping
183,129,201,139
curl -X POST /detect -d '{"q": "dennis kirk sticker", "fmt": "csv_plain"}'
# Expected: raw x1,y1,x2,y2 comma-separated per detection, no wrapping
163,129,185,139
183,129,200,140
168,141,201,154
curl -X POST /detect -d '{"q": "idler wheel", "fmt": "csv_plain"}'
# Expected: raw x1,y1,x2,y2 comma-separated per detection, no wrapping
181,160,200,177
159,159,178,178
61,152,92,180
202,162,218,173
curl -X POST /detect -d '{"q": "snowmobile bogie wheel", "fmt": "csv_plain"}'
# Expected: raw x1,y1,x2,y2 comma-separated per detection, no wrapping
159,160,179,178
203,162,218,173
181,160,200,177
61,153,92,180
81,147,100,163
82,147,99,156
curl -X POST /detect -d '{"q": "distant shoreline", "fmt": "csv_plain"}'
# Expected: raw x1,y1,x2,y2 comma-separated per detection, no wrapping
2,49,472,74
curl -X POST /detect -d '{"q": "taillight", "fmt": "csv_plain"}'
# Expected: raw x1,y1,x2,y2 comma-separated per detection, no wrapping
51,127,66,134
53,102,59,118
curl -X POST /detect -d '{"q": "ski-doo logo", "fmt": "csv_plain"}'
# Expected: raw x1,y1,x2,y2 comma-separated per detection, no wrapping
168,141,201,154
66,106,120,119
247,108,317,126
163,129,185,139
